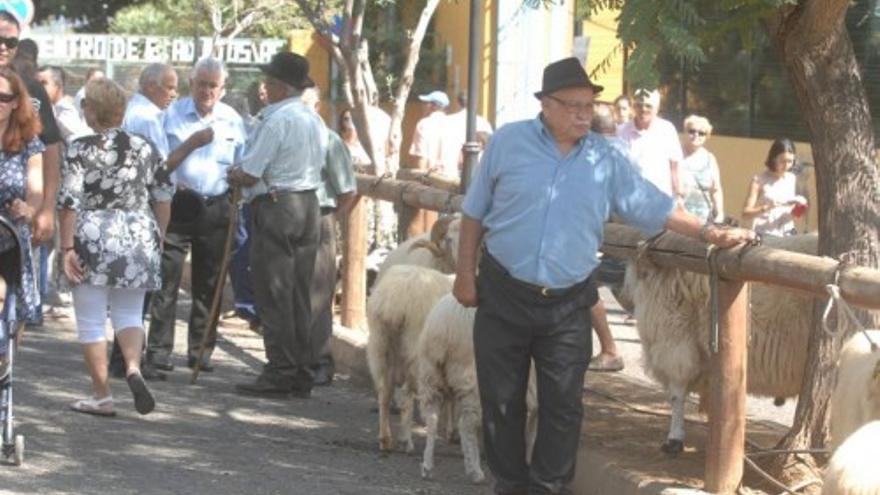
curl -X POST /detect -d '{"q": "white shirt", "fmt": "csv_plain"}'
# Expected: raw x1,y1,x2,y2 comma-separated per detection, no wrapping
409,110,448,173
123,93,169,159
53,96,93,144
438,109,493,179
617,117,683,196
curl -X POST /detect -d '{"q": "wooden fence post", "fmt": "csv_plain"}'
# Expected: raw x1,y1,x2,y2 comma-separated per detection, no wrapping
704,279,748,494
341,196,367,330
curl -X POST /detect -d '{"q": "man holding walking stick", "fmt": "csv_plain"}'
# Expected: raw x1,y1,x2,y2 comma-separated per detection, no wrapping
146,57,246,373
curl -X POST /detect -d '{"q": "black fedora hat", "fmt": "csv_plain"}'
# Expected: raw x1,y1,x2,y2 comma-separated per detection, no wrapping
534,57,603,99
261,52,316,89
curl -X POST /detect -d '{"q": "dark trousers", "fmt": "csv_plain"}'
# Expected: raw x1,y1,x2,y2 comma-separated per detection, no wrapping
309,211,336,372
229,203,257,318
147,196,230,364
250,191,319,387
475,253,597,495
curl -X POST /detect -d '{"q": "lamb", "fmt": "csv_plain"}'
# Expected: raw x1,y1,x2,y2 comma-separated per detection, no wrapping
830,330,880,452
366,264,454,452
822,421,880,495
417,293,538,484
626,233,817,454
374,215,460,283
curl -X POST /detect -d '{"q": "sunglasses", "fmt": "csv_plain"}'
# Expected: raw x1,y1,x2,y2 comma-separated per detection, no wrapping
687,129,708,137
0,92,16,103
0,36,18,49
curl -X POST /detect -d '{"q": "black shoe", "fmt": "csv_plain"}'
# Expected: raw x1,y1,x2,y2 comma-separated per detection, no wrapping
311,366,334,387
187,357,214,373
140,363,168,381
126,371,156,415
148,357,174,372
235,378,291,398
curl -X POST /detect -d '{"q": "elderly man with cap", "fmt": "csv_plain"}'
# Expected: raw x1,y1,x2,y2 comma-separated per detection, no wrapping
617,88,684,199
228,52,327,398
454,57,757,494
406,89,450,236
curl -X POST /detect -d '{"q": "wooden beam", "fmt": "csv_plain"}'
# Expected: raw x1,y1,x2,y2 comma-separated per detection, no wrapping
704,280,748,493
352,179,880,310
355,174,463,214
395,169,460,193
340,196,367,330
600,223,880,310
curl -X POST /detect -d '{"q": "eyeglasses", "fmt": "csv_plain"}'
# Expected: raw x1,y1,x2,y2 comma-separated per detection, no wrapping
0,92,16,103
633,102,654,110
687,129,708,137
0,37,18,49
547,95,594,114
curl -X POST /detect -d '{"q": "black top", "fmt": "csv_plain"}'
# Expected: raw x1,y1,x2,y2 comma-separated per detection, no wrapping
22,74,62,146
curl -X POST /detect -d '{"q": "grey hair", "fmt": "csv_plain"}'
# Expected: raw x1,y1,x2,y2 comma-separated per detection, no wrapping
138,63,174,91
191,57,227,82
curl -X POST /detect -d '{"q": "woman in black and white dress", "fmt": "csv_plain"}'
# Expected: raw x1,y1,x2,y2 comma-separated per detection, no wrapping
59,78,172,416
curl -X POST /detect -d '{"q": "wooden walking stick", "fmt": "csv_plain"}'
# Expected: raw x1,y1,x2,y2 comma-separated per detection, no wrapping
191,186,241,384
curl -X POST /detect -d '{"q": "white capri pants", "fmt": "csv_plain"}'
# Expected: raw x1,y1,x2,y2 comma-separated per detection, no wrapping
72,285,147,344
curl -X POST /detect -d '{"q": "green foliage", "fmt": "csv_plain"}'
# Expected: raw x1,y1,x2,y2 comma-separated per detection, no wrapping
35,0,147,32
583,0,795,88
109,2,194,36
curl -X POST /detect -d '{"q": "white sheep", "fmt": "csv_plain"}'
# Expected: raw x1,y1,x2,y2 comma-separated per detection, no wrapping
374,215,460,283
366,264,454,452
830,330,880,452
822,421,880,495
417,293,538,484
626,233,817,454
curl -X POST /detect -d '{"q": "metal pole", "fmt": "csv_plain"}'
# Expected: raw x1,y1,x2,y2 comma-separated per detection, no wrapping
460,0,482,194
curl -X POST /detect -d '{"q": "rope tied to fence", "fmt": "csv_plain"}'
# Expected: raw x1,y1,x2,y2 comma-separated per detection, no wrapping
822,260,878,351
706,244,721,354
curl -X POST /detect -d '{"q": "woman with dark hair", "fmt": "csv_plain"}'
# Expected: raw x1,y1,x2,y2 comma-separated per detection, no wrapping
59,78,172,416
0,66,44,326
741,138,807,236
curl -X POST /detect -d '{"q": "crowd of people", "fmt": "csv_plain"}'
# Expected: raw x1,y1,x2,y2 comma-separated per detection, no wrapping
0,9,361,415
0,4,816,491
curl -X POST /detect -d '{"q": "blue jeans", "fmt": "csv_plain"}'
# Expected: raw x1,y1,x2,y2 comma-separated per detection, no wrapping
229,204,257,320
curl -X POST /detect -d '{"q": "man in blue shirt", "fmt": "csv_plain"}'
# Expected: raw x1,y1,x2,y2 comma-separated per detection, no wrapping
147,57,246,373
228,52,327,398
453,57,756,495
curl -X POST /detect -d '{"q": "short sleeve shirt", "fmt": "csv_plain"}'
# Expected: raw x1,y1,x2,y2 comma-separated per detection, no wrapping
616,117,683,196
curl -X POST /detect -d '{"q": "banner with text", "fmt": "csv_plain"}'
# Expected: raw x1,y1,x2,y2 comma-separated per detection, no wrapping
31,34,287,65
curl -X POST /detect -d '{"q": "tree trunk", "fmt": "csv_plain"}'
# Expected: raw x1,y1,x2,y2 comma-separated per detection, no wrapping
766,1,880,483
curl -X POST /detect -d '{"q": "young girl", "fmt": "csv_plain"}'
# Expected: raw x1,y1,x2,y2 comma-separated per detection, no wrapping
741,138,807,236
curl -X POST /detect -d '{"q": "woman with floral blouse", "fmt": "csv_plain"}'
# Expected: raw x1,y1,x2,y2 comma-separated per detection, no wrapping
59,78,172,416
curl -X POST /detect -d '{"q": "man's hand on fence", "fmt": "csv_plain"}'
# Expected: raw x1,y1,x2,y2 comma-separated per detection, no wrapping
701,224,759,249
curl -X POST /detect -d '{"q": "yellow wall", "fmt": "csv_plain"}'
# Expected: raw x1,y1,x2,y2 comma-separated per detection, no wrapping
433,0,496,119
704,135,817,231
582,12,625,99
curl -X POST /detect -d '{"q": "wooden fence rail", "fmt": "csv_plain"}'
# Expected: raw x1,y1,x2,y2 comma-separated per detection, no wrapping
345,175,880,494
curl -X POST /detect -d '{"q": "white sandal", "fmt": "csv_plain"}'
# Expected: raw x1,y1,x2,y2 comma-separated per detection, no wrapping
70,395,116,417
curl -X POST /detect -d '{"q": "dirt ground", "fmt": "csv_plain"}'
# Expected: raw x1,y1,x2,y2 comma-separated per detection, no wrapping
0,290,806,495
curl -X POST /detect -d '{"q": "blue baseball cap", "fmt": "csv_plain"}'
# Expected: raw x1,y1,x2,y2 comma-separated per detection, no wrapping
418,90,450,108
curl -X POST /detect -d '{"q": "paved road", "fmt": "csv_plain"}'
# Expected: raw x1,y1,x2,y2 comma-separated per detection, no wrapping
0,303,489,495
595,287,796,429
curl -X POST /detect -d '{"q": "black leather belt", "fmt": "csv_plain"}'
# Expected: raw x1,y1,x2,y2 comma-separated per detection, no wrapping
482,250,589,298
